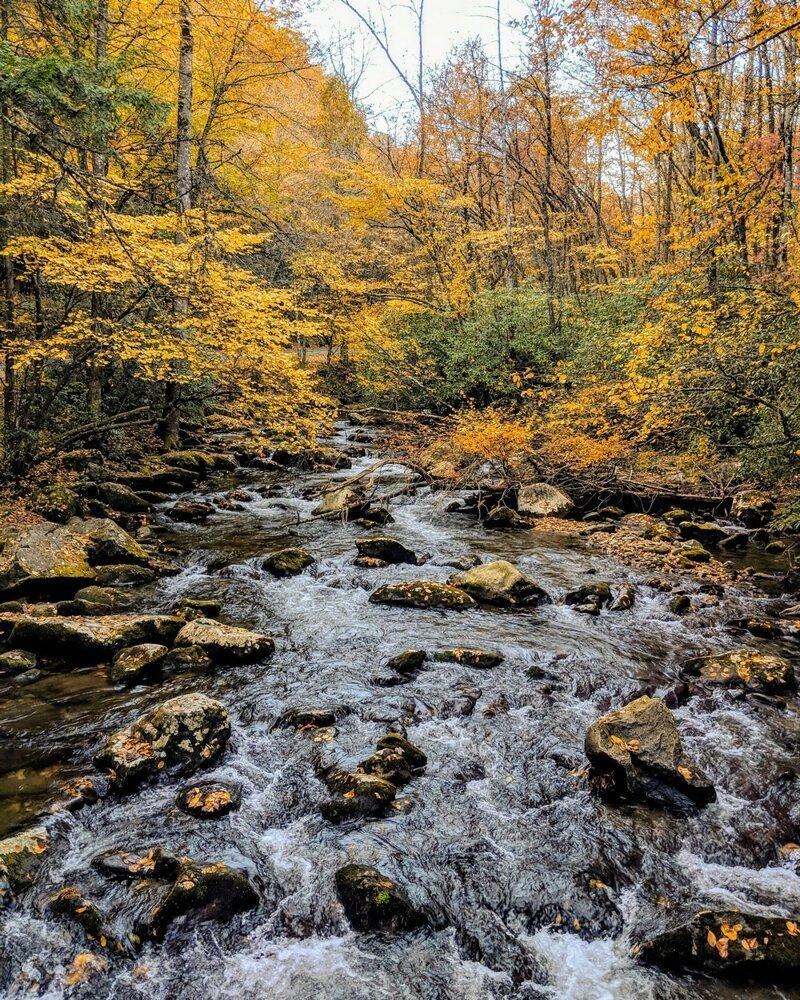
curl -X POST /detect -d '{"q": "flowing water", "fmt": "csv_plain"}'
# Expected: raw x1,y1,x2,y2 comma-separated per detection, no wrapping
1,423,799,999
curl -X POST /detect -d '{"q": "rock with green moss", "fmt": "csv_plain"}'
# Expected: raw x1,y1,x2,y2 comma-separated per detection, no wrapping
682,650,795,694
73,585,132,609
356,537,418,565
585,696,715,809
33,486,83,524
174,618,274,663
370,580,476,610
673,540,711,564
357,747,416,786
335,864,426,933
162,450,237,475
94,692,231,793
384,650,427,675
95,564,157,587
376,733,427,769
0,826,50,892
450,560,551,607
566,582,613,615
68,517,150,567
263,547,315,577
2,612,182,660
321,771,397,822
639,909,800,979
434,649,503,669
173,598,222,621
94,482,152,514
679,521,727,545
0,522,96,596
669,594,691,615
146,859,258,941
162,644,213,674
109,643,169,685
663,508,691,526
0,649,36,676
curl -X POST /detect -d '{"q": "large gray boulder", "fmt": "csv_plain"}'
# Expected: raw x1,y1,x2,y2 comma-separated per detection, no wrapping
1,613,182,660
312,485,370,520
0,522,96,596
94,692,231,792
450,560,551,607
174,618,274,663
585,696,715,809
517,483,575,518
369,581,476,610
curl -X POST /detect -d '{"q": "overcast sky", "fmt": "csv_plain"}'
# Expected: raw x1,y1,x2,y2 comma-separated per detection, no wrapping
300,0,530,127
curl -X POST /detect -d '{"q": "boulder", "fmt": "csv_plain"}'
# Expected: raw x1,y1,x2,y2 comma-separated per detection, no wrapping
610,583,636,611
679,521,727,545
566,582,613,615
0,649,37,676
517,483,574,518
273,446,351,471
174,618,274,663
640,910,800,979
273,705,351,730
355,556,388,569
92,847,180,882
95,564,157,587
663,508,691,526
450,560,551,607
682,650,795,694
146,859,258,941
585,696,715,809
49,887,111,944
669,594,691,615
176,782,241,819
68,517,150,566
356,537,418,565
312,485,370,521
162,644,213,674
116,466,197,492
385,650,427,675
354,508,394,527
718,531,749,551
94,482,152,514
109,644,169,685
321,771,397,822
369,581,476,610
673,540,711,563
170,500,215,523
433,649,503,669
335,864,426,934
263,547,314,577
357,745,422,786
2,613,182,660
0,522,96,596
73,585,131,609
0,826,50,892
377,733,428,769
484,506,532,530
163,450,236,474
32,486,82,523
94,692,231,792
731,491,775,528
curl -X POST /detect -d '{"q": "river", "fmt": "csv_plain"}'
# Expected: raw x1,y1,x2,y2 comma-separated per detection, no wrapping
1,421,798,999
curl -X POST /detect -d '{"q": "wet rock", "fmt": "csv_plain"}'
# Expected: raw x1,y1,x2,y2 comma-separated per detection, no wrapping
450,560,551,607
95,564,157,587
92,847,180,882
669,594,691,615
54,775,104,813
679,521,727,545
353,508,394,527
273,446,351,471
109,644,169,685
73,585,132,609
335,864,426,934
163,450,237,474
357,747,416,786
49,887,111,944
585,696,715,809
0,826,49,892
726,617,782,639
439,682,481,718
356,536,418,565
370,581,476,610
0,522,96,596
484,506,532,530
718,531,749,551
176,782,241,819
226,489,252,503
93,482,152,514
377,733,427,769
321,771,397,822
33,486,82,523
174,618,274,663
565,582,612,615
385,649,427,675
274,705,351,730
530,874,623,941
0,648,36,676
116,466,196,493
2,612,182,660
433,649,504,669
731,491,775,528
673,540,710,563
610,583,635,611
162,644,212,674
55,598,111,617
639,910,800,979
69,517,150,566
173,598,222,620
94,692,231,792
312,485,370,520
682,650,795,694
263,547,315,577
354,556,388,569
146,859,258,941
170,500,215,523
517,483,574,518
663,508,691,525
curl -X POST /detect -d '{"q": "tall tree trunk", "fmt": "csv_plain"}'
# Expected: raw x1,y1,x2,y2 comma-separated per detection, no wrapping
163,0,194,448
88,0,109,422
1,0,15,453
496,0,514,289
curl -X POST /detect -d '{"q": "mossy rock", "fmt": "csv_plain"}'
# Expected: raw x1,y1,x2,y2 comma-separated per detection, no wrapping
370,580,476,610
731,491,775,528
146,859,258,941
73,585,131,609
679,521,727,545
483,506,532,530
263,547,315,577
384,650,427,675
450,560,551,607
334,864,426,934
49,887,110,944
3,612,182,660
321,771,397,822
0,826,50,892
663,508,692,526
109,643,169,685
95,564,157,587
0,649,36,676
273,705,351,730
94,482,152,514
682,650,795,694
640,909,800,979
33,486,82,524
433,649,503,669
669,594,691,615
173,598,222,621
376,733,427,769
585,696,715,809
162,644,213,674
354,556,388,569
566,582,613,614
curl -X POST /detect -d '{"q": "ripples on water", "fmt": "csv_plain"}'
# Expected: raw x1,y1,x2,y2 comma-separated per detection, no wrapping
1,423,798,1000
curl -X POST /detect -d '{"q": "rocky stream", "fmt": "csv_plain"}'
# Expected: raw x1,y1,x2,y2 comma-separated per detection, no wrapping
0,421,798,1000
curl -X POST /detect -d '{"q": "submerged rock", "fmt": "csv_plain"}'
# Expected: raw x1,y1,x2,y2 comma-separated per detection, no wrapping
566,582,612,615
146,859,258,940
433,649,504,669
640,910,800,979
2,613,182,660
0,825,50,893
370,580,476,610
517,483,574,518
93,847,180,882
585,696,715,809
173,618,274,663
94,692,231,792
354,556,388,569
321,771,397,822
377,733,428,769
170,500,215,523
355,536,418,565
263,547,315,577
682,650,795,694
109,643,169,685
176,782,241,819
335,864,426,933
451,560,551,607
